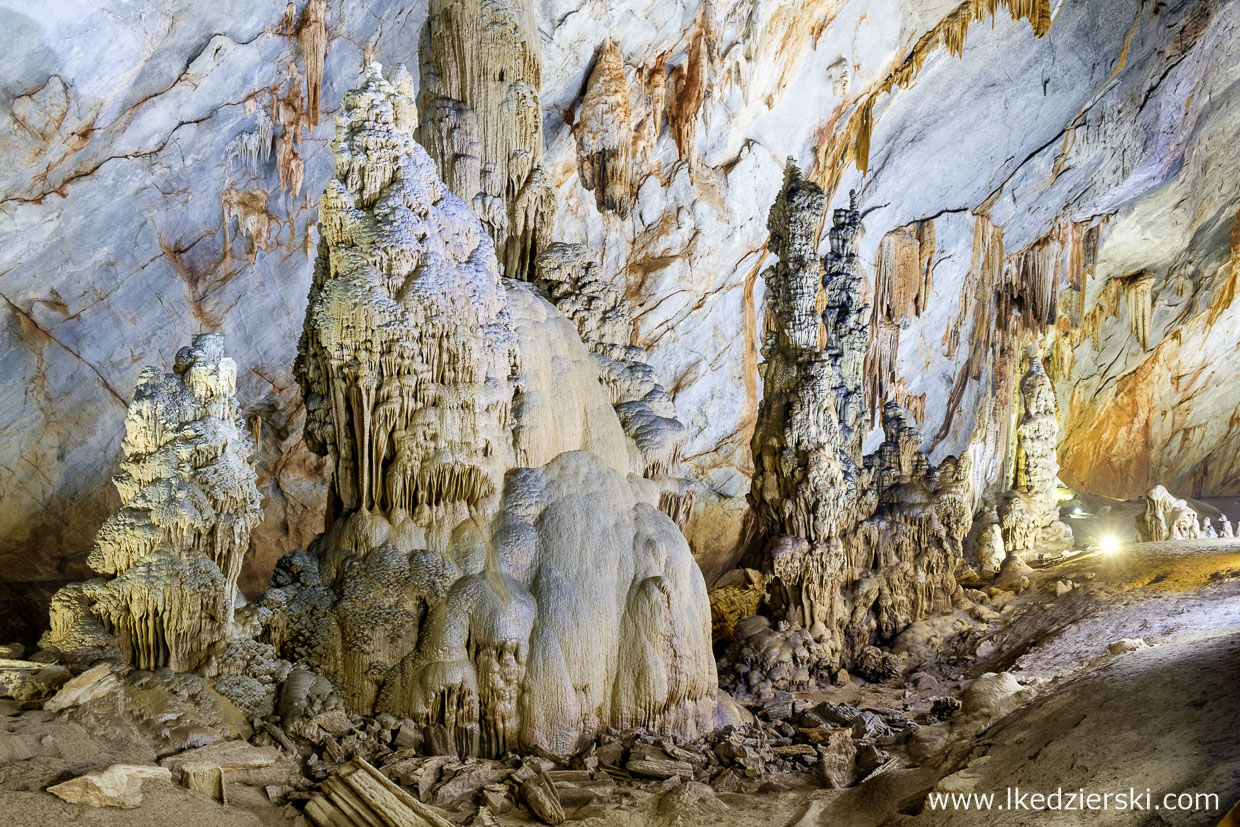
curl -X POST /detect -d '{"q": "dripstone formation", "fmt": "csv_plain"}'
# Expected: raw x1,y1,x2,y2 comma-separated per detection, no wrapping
740,163,969,688
42,335,262,672
417,0,554,282
997,353,1072,561
264,65,715,757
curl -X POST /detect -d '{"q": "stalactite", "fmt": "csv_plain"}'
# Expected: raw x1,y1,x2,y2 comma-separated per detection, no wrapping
276,70,308,199
225,108,274,172
576,39,633,217
222,188,274,263
42,335,262,672
1127,270,1154,350
668,26,707,161
418,0,552,282
297,0,327,126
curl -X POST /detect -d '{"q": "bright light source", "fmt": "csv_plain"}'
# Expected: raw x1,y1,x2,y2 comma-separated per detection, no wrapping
1098,535,1121,555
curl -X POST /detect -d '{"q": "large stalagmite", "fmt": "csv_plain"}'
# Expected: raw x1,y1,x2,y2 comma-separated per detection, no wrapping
740,164,968,683
417,0,554,282
42,334,262,671
997,353,1072,560
265,65,714,757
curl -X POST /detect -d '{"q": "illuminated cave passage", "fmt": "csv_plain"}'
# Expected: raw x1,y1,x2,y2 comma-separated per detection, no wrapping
2,1,1240,825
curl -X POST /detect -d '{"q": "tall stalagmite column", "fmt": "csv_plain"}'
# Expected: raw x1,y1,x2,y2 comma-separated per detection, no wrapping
998,352,1073,559
741,163,968,681
750,161,862,546
42,334,262,671
418,0,554,282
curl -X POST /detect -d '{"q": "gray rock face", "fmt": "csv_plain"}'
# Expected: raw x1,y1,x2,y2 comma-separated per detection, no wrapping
4,0,1240,631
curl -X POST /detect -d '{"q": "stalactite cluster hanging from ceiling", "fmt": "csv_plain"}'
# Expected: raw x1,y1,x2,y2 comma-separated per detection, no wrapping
417,0,554,282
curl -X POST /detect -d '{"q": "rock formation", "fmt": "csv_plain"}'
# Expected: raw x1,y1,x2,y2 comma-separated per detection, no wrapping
743,164,968,682
997,353,1073,561
1135,485,1201,543
42,335,262,672
576,39,633,218
264,65,714,757
533,242,687,487
750,163,863,547
417,0,554,282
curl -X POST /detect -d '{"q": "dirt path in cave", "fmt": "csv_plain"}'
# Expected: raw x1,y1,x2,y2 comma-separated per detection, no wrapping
783,539,1240,827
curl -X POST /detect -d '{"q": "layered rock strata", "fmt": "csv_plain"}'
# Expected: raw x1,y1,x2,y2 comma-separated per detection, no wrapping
42,335,262,671
264,65,715,757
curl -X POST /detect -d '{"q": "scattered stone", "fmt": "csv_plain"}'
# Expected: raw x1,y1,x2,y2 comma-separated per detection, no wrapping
161,739,282,802
47,764,171,809
44,663,121,712
306,757,455,827
1108,638,1148,655
0,659,71,703
929,696,962,722
520,773,565,825
816,730,856,788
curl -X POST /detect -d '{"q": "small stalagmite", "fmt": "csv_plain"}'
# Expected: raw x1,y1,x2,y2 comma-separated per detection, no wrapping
42,334,262,672
1135,485,1201,542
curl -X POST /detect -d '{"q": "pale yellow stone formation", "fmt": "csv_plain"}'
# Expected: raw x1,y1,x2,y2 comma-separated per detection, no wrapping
576,39,633,218
265,65,715,756
418,0,553,281
998,353,1073,560
42,334,262,672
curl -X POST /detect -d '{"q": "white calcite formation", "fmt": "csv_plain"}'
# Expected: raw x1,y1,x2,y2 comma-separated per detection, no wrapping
263,66,714,756
997,354,1073,560
533,242,688,490
1135,485,1201,543
745,165,969,681
417,0,554,282
42,335,261,672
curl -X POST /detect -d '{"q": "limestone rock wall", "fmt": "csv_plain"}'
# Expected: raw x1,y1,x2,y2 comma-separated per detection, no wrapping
5,0,1240,630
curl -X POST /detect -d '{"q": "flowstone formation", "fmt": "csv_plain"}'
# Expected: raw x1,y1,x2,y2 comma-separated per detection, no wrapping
417,0,554,282
533,242,692,521
739,164,969,688
265,65,714,757
42,334,262,672
997,353,1073,561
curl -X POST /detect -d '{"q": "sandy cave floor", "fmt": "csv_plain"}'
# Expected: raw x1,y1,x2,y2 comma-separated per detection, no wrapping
4,538,1240,827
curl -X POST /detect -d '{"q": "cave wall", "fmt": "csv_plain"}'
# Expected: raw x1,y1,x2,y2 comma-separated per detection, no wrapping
3,0,1239,638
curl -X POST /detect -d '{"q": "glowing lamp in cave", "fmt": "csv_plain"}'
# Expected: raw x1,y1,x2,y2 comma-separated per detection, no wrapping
1098,535,1121,555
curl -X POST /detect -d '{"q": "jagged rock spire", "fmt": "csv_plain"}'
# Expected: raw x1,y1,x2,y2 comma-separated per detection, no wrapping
43,334,261,671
